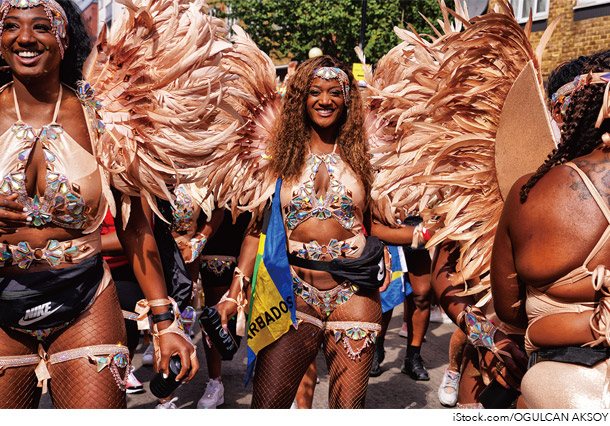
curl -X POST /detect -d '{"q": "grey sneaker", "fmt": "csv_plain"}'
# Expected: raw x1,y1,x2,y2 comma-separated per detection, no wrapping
438,368,460,407
197,378,224,409
155,397,178,409
142,343,154,366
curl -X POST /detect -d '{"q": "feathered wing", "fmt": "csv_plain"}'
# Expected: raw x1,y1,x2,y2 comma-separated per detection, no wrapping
362,0,469,226
81,0,242,219
365,0,555,293
199,25,282,223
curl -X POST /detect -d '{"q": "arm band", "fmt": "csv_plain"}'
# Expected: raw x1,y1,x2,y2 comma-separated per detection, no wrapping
152,309,174,324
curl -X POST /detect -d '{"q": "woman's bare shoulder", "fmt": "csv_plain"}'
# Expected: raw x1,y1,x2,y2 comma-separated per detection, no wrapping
58,88,92,152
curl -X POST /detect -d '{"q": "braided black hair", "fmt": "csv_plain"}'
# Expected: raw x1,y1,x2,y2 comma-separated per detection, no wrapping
520,50,610,203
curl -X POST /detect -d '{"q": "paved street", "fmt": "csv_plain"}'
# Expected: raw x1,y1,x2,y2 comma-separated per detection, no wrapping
40,304,455,409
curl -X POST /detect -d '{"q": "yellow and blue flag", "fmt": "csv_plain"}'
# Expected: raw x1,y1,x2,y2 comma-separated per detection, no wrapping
246,178,296,382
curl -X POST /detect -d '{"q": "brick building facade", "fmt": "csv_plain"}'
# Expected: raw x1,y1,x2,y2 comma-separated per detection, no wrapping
488,0,610,76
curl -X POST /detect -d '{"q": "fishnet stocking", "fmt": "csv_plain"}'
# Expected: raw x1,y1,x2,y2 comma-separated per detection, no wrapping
251,298,323,408
251,287,381,409
0,327,41,408
323,289,381,408
46,283,127,409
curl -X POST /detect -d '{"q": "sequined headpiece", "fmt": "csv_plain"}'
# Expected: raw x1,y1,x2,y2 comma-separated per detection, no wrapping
313,67,350,106
0,0,68,58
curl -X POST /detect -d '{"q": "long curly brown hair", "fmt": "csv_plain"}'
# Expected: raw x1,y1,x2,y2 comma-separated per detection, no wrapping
520,50,610,202
269,55,373,199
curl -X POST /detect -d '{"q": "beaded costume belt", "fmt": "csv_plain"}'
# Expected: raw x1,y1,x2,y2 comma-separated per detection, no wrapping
0,234,99,269
292,273,358,316
200,255,236,276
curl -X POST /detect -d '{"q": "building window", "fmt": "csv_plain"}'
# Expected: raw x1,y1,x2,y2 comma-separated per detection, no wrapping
509,0,549,23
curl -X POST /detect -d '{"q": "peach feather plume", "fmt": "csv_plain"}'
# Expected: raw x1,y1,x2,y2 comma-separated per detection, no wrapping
82,0,241,220
362,0,548,294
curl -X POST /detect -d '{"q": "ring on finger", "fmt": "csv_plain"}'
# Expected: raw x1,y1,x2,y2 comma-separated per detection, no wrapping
495,361,505,374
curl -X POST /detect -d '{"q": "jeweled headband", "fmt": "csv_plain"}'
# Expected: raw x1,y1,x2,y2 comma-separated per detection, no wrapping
0,0,68,58
551,71,610,144
313,67,350,106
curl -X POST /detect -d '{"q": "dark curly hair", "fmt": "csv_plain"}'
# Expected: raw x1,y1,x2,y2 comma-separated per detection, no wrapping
269,55,373,199
0,0,92,89
520,50,610,202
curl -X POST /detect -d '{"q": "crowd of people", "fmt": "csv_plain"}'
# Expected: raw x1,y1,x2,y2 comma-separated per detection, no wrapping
2,0,610,410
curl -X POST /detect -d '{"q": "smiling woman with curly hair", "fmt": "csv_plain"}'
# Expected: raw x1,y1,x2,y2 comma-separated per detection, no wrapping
269,55,373,196
218,55,385,408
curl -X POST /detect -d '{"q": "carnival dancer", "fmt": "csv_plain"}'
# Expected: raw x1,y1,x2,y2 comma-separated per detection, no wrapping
167,183,250,409
491,50,610,409
217,55,389,408
0,0,236,408
194,209,250,409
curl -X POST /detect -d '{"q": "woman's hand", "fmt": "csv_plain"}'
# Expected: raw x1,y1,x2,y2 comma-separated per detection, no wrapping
174,234,190,250
157,328,199,382
180,245,194,263
216,299,238,332
478,329,528,390
0,194,29,233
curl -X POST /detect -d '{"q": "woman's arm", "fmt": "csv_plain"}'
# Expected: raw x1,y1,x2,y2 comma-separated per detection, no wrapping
370,218,429,292
490,185,528,330
177,208,225,263
216,223,261,331
114,194,199,382
370,219,430,246
432,240,528,390
430,240,475,323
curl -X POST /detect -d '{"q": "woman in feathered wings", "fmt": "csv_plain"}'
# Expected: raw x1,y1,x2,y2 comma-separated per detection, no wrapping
491,50,610,408
216,53,392,408
0,0,238,408
361,0,558,406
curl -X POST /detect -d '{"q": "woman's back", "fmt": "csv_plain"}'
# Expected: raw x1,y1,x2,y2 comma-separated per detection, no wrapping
506,149,610,302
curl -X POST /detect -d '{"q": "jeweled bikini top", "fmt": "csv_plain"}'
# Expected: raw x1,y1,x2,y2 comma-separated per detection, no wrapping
0,83,107,233
280,145,365,238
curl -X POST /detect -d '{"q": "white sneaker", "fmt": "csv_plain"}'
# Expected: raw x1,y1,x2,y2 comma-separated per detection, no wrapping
142,343,154,366
125,366,144,394
430,306,452,324
155,397,179,409
438,368,460,407
429,306,444,323
398,322,408,338
197,378,224,409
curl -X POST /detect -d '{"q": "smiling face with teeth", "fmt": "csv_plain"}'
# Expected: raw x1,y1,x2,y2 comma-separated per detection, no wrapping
1,6,62,81
306,77,346,132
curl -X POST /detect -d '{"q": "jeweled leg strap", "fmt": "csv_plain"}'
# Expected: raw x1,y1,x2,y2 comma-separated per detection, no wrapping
0,343,130,394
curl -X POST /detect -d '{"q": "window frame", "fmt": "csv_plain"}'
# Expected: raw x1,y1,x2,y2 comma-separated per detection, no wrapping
510,0,550,23
574,0,610,9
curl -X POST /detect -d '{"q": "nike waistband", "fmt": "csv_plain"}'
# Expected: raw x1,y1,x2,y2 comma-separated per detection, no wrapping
0,254,104,330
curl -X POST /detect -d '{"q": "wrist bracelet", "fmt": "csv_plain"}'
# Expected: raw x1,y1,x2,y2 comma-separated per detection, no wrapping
411,223,431,249
152,309,174,324
187,235,208,263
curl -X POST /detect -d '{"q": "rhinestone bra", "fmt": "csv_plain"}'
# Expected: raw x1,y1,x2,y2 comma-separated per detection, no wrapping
284,150,357,232
0,84,104,231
